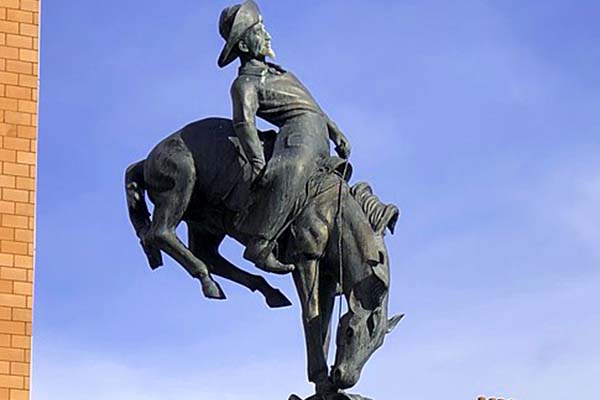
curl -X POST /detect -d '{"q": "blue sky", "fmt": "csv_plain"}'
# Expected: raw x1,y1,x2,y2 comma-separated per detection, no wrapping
32,1,600,399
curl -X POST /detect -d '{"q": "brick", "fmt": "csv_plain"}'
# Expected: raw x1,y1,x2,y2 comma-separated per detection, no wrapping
16,100,34,113
0,98,18,113
3,111,29,126
32,37,37,50
0,227,13,240
25,270,32,283
0,150,16,163
0,307,10,320
14,203,33,217
0,123,17,136
6,10,33,24
15,126,34,139
2,137,28,151
0,361,8,374
24,324,30,336
0,254,12,267
2,188,28,202
0,295,24,309
18,23,37,38
0,241,28,255
0,21,18,34
10,388,28,400
25,296,31,309
17,49,35,63
0,280,10,294
5,61,31,75
29,139,35,152
0,268,24,281
1,215,27,229
0,373,22,388
0,201,12,214
3,162,29,176
9,361,28,376
0,335,8,347
0,8,6,20
0,320,24,334
15,203,35,217
33,13,39,25
15,151,33,165
0,71,17,85
1,0,19,9
28,192,34,205
4,85,29,100
17,74,35,88
0,45,18,59
0,175,16,188
5,34,31,49
14,229,32,242
20,0,39,12
28,165,34,178
12,282,29,296
10,310,30,324
14,178,32,191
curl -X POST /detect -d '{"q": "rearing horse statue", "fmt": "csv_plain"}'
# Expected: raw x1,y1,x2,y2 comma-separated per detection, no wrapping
124,117,402,399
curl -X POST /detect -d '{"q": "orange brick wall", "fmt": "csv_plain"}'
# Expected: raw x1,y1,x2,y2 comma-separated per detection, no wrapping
0,0,38,399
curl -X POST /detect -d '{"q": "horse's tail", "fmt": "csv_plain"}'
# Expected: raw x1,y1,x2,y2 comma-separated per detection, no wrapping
125,160,163,269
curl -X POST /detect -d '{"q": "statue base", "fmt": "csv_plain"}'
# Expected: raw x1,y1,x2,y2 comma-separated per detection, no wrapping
289,392,373,400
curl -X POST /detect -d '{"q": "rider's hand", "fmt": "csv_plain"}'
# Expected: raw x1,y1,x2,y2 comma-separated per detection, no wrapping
335,135,351,159
250,163,267,189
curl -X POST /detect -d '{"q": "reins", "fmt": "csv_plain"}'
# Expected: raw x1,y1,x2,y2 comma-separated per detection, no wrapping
334,160,350,330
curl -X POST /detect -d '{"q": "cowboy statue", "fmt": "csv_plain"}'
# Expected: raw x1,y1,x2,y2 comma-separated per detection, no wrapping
125,2,402,399
217,0,352,275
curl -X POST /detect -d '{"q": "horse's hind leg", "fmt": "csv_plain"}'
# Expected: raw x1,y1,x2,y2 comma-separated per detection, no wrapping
188,227,291,308
145,153,225,300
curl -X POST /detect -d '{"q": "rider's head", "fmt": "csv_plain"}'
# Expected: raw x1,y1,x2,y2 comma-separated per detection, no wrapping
218,0,275,68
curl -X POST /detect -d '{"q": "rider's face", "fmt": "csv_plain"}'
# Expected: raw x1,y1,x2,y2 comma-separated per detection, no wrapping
241,19,275,59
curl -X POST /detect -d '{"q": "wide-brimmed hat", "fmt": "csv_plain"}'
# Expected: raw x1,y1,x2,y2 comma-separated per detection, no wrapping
217,0,261,68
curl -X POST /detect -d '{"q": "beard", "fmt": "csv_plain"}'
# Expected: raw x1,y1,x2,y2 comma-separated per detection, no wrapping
250,40,276,60
263,44,276,59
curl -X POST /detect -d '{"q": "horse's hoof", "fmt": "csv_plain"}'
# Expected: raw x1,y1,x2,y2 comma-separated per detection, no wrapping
265,289,292,308
201,280,226,300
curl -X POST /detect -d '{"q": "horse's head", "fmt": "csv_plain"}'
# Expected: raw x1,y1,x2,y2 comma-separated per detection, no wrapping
330,182,402,389
331,252,403,389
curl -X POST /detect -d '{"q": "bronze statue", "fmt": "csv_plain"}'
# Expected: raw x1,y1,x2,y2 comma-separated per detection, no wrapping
124,2,402,399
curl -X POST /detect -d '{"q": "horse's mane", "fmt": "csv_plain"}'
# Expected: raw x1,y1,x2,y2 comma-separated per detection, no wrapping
350,182,399,235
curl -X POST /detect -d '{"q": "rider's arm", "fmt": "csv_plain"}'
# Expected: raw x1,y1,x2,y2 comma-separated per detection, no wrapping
231,78,265,178
323,114,351,159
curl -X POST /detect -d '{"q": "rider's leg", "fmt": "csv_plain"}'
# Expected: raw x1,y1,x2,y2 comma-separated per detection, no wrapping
240,113,330,273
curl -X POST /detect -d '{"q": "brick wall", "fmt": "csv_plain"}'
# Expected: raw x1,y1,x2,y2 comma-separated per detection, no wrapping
0,0,38,399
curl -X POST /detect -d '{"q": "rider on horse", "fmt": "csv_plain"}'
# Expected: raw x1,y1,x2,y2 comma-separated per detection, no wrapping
218,1,351,274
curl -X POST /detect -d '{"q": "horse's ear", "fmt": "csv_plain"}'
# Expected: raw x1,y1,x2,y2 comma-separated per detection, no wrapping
386,313,404,334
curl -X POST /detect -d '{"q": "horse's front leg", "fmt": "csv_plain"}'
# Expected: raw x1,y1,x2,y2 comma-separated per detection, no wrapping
292,257,330,390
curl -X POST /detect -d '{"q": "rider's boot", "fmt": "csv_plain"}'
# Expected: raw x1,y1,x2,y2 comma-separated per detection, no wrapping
244,237,295,274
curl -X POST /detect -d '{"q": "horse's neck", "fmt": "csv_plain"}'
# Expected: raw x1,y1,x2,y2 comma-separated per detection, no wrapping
322,182,383,288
